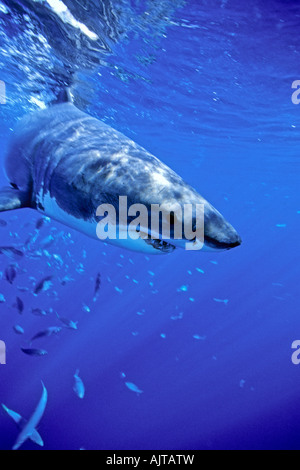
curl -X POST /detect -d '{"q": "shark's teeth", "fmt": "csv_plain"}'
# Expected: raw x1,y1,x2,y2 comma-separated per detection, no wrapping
143,238,176,253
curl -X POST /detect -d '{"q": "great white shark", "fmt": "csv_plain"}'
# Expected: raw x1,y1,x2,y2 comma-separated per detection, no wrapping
0,90,241,254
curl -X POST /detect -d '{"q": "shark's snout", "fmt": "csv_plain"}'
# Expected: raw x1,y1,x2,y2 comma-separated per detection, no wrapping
203,206,242,252
204,233,242,250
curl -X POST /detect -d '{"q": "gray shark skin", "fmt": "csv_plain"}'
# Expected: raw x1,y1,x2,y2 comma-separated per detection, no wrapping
0,93,241,254
2,382,47,450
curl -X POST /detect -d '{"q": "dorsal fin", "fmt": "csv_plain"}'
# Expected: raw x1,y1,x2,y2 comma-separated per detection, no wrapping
51,88,73,106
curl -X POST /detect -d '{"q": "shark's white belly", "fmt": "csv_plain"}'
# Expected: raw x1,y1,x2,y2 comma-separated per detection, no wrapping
40,193,163,255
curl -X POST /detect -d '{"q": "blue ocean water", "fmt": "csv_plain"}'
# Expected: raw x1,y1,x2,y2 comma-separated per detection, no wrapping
0,0,299,450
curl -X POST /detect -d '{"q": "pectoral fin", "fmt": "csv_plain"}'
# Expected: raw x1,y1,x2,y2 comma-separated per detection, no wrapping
30,429,44,447
0,187,30,212
1,404,23,425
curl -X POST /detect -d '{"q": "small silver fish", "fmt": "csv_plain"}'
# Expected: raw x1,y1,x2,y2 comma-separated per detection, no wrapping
35,218,45,231
125,382,143,395
34,276,53,295
40,235,55,249
13,297,24,315
56,313,78,330
73,370,85,399
213,298,229,305
0,247,23,259
17,286,29,293
31,327,62,343
21,348,48,357
13,325,25,335
31,308,48,317
93,273,101,302
5,265,17,285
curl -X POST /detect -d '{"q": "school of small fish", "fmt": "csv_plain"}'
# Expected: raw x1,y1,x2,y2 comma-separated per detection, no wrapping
0,212,251,450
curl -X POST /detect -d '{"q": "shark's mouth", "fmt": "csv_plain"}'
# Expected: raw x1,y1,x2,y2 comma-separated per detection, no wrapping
143,237,176,253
